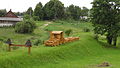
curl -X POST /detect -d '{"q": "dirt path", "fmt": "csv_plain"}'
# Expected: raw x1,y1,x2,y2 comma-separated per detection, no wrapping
41,21,52,28
44,22,51,27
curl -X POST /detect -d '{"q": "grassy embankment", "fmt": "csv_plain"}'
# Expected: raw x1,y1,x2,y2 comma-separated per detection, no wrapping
0,20,120,68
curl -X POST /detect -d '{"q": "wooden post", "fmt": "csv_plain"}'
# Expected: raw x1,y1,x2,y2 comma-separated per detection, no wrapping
28,47,31,54
25,40,32,54
9,45,11,51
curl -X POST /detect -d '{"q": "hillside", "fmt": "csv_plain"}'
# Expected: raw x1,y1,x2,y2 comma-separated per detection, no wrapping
0,21,120,68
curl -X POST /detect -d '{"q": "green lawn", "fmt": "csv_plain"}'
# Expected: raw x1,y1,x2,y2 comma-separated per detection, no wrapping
0,21,120,68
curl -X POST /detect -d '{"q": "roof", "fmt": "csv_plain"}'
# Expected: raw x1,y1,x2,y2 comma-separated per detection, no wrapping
0,17,23,21
4,9,18,18
52,31,63,34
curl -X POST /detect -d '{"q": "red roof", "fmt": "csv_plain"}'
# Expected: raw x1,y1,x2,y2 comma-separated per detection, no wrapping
4,9,18,18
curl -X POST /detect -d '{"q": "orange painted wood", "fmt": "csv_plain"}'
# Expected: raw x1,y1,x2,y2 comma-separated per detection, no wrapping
10,44,25,47
10,44,31,47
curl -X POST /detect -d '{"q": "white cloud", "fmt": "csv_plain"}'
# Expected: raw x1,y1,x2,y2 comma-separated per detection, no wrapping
0,0,93,12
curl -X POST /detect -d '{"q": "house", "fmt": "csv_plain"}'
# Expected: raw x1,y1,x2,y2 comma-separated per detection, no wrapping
0,9,23,27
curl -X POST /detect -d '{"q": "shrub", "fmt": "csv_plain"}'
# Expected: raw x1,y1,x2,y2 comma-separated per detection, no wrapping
33,16,39,21
34,39,42,46
23,14,31,20
94,34,99,40
0,42,8,52
83,27,90,32
55,20,64,24
15,19,36,34
65,29,73,36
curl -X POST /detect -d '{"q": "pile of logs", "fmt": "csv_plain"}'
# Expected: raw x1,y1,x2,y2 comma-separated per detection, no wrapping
44,31,79,46
45,39,60,46
64,37,79,43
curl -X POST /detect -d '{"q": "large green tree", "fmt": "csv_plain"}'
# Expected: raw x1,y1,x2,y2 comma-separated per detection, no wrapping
34,2,43,20
15,12,25,16
26,7,33,17
81,7,89,18
43,0,65,20
66,4,81,20
0,9,7,17
91,0,120,46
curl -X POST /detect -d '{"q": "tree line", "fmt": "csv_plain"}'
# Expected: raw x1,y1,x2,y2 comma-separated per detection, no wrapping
0,0,89,21
25,0,89,21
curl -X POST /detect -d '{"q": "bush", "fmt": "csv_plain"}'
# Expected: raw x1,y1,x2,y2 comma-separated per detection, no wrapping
65,29,73,36
0,42,8,52
34,39,42,46
83,27,90,32
15,19,36,34
23,14,31,20
94,34,99,40
33,16,40,21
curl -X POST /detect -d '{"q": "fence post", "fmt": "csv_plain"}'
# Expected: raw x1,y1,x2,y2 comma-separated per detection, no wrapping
9,44,11,51
28,47,31,54
25,39,32,54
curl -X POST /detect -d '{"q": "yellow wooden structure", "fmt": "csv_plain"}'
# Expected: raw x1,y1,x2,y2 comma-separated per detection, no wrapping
45,31,79,46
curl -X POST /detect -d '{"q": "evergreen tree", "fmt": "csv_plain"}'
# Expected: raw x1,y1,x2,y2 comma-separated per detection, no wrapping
34,2,43,20
66,4,81,20
26,7,33,17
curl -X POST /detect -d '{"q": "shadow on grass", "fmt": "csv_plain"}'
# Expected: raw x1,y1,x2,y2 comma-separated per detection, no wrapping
96,39,120,49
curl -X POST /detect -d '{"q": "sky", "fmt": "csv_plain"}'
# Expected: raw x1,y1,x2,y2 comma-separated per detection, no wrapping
0,0,93,12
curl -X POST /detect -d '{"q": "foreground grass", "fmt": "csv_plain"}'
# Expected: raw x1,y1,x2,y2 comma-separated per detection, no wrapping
0,21,120,68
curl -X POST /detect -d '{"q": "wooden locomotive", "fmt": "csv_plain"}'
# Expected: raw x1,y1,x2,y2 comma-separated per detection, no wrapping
45,31,79,46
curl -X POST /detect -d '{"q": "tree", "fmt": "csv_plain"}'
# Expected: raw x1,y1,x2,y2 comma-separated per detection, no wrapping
0,9,7,17
65,4,81,20
91,0,120,46
74,6,81,20
15,19,36,34
43,0,65,20
23,14,31,20
26,7,33,17
15,12,25,16
81,7,89,18
15,14,36,34
34,2,43,20
66,4,75,19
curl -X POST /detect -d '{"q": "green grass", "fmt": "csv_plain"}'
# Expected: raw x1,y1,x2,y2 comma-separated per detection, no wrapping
0,20,120,68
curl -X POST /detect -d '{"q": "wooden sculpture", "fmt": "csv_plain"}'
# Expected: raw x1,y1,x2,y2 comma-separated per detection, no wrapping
45,31,79,46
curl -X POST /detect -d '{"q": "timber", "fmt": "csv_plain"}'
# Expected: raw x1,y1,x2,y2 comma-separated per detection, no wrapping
45,31,79,46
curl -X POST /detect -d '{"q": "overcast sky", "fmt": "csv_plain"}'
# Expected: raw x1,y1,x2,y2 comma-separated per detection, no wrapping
0,0,93,12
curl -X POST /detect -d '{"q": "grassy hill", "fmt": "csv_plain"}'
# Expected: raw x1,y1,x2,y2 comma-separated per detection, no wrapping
0,21,120,68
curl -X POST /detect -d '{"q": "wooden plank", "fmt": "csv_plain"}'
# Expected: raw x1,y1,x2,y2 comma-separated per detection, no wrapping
10,44,31,47
10,44,25,47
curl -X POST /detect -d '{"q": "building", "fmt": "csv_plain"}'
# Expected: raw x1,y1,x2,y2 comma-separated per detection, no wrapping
0,9,23,27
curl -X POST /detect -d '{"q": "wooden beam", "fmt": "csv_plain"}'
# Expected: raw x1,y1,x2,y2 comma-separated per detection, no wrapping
8,44,31,54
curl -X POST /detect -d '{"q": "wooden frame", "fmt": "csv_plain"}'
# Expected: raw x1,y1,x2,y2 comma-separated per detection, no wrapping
8,44,32,54
6,39,32,54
